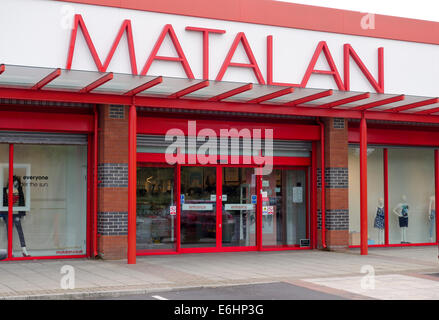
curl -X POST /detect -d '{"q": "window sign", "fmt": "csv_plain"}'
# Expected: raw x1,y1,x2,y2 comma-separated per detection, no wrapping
262,206,268,215
182,203,213,211
293,186,303,203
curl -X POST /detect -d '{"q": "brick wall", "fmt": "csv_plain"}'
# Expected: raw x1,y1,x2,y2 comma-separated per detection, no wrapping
97,104,129,260
98,163,128,188
317,117,350,251
98,212,128,236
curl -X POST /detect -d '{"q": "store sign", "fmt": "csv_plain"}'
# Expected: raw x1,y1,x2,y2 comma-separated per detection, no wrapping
64,14,383,93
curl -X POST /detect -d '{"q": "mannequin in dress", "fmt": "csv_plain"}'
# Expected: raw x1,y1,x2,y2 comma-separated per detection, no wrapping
428,195,435,242
1,176,30,257
374,197,385,244
393,195,409,243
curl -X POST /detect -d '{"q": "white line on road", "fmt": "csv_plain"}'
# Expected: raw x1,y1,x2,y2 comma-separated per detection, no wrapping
152,295,168,300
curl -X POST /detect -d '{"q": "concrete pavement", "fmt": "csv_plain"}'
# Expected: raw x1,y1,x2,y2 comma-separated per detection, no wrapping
0,246,438,299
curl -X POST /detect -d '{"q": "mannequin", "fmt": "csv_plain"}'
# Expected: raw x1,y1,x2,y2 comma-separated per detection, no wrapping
393,195,409,244
429,195,435,242
373,197,385,244
1,176,30,257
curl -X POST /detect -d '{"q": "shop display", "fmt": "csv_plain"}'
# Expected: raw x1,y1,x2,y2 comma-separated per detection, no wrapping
1,176,30,257
373,198,385,244
10,144,87,257
350,146,436,246
393,195,409,243
429,195,435,242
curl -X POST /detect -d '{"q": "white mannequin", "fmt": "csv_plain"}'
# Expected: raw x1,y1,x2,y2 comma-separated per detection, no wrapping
393,195,409,243
374,197,385,244
429,195,435,242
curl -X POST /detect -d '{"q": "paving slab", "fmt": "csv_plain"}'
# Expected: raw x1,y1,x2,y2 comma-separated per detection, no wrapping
0,246,437,299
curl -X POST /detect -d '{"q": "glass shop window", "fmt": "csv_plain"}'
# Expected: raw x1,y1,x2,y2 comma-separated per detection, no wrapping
0,144,8,259
262,168,307,247
348,147,385,246
388,148,435,244
349,145,436,246
136,166,176,251
0,144,87,258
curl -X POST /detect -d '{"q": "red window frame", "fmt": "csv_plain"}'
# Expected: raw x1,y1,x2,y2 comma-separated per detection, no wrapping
348,124,439,248
135,114,318,255
259,165,311,251
0,109,95,261
135,161,313,255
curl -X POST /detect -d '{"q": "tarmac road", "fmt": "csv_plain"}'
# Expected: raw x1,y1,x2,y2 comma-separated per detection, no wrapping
96,282,349,300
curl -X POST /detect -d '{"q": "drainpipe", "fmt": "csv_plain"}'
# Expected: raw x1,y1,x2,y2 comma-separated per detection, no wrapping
93,105,98,258
127,103,137,264
316,118,327,249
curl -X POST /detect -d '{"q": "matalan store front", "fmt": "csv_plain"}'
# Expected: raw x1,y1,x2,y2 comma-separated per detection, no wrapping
1,0,439,263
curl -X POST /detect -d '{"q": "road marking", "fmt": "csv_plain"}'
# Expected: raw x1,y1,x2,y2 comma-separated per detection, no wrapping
152,295,168,300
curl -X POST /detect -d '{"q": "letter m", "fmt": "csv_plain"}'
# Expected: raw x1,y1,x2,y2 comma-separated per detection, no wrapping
66,14,138,74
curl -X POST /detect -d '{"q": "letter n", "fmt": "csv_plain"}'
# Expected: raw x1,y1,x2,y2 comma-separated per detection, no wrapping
66,14,138,74
344,44,384,93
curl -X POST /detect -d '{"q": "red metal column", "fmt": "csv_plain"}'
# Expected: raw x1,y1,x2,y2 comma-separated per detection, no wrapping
305,169,309,239
360,114,368,255
435,150,439,243
216,166,222,249
127,105,137,264
176,164,181,252
317,120,326,249
311,142,317,249
384,148,389,245
86,135,92,258
256,169,262,250
7,144,13,258
93,105,98,257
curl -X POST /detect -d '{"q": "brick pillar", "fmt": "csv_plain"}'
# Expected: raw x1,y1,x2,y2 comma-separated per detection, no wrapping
317,117,349,251
97,105,129,260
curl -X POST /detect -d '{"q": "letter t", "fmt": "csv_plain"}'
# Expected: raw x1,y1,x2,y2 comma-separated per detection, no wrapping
186,26,226,79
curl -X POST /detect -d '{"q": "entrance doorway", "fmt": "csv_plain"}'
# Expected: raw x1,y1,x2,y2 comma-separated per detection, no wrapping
136,164,309,254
